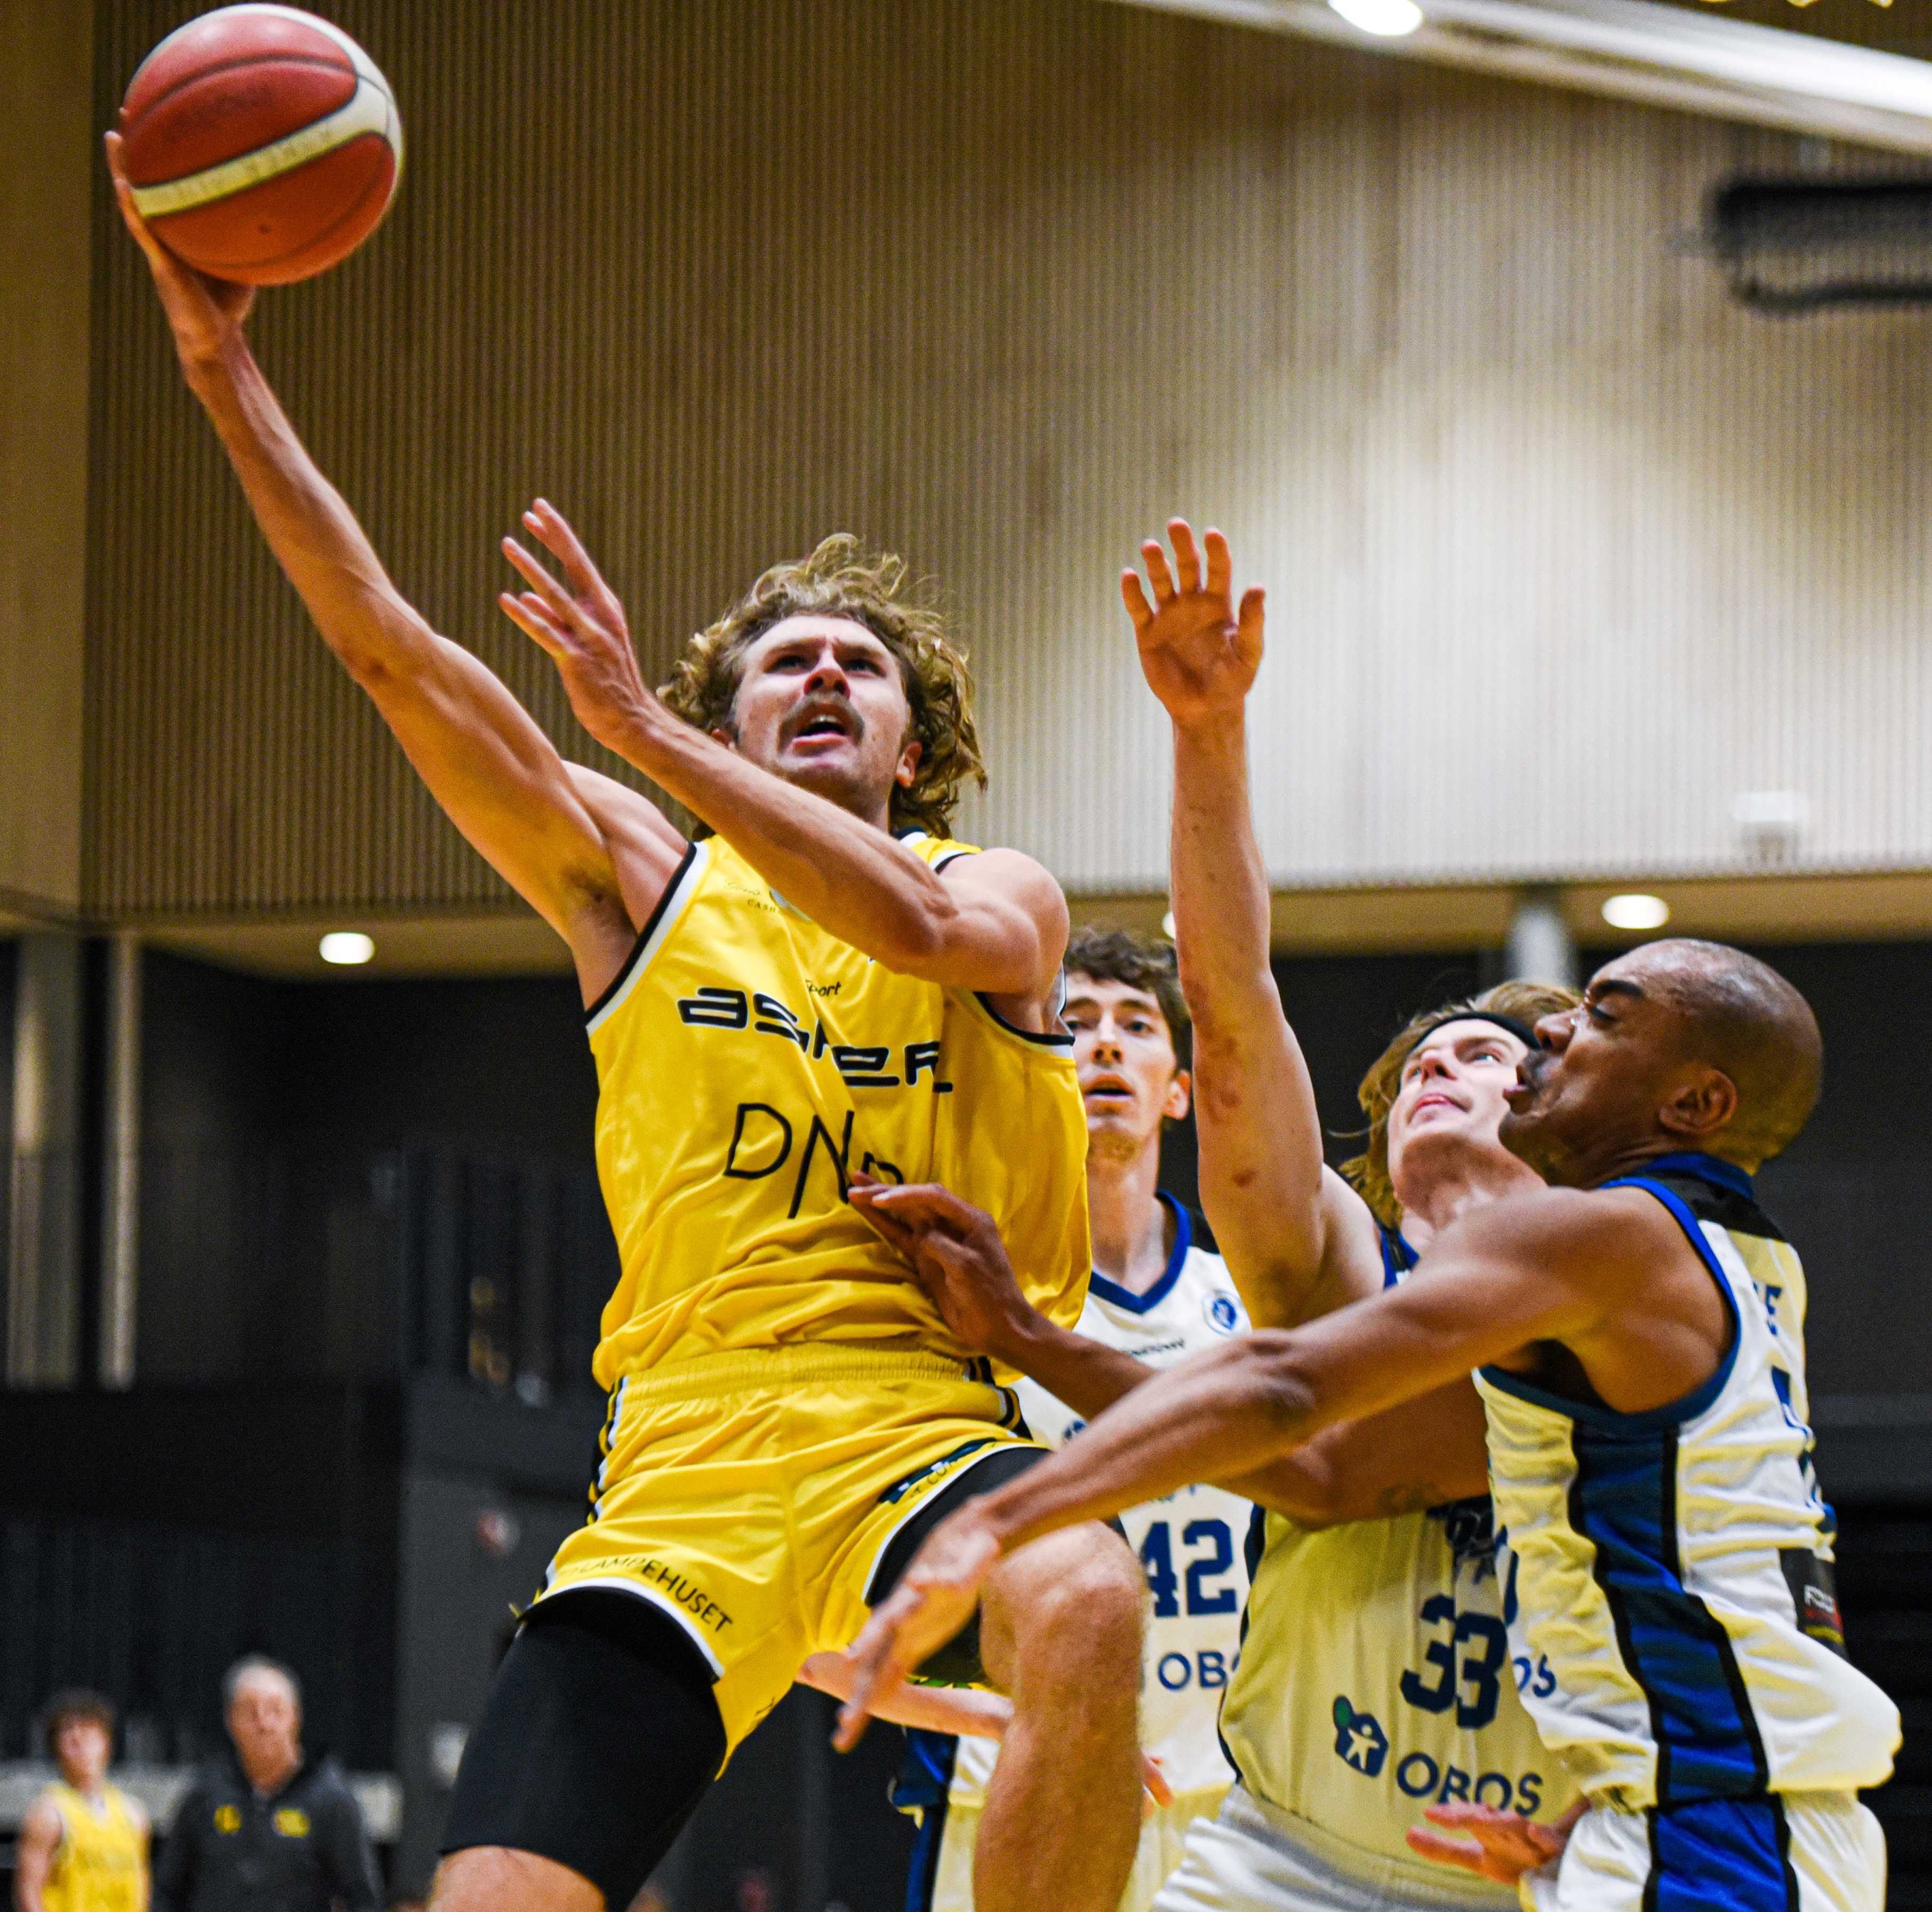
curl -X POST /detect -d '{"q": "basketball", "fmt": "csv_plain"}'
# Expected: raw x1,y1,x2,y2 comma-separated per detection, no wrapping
118,5,401,286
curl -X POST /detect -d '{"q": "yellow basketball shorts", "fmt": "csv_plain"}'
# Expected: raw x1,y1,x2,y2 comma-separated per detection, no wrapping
534,1343,1040,1756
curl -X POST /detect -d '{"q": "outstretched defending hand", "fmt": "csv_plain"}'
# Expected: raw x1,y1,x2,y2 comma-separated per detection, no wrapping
500,501,656,757
105,132,255,375
1406,1800,1582,1885
827,1503,1003,1753
1123,520,1265,731
850,1179,1035,1363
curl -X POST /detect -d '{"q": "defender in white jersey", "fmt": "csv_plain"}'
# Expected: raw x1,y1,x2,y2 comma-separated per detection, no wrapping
843,934,1901,1912
888,931,1252,1912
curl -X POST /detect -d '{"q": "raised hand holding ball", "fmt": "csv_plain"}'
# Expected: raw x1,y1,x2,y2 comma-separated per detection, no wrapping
117,5,402,287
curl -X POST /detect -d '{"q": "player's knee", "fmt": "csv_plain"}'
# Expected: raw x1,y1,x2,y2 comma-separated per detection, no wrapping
1000,1524,1142,1669
430,1845,604,1912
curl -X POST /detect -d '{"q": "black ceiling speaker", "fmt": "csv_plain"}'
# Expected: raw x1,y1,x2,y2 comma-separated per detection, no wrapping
1707,175,1932,314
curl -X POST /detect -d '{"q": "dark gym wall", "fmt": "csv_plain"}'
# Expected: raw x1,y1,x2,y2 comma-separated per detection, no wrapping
134,934,1932,1406
135,950,600,1383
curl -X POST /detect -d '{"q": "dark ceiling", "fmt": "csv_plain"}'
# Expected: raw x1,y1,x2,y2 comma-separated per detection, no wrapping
1645,0,1932,59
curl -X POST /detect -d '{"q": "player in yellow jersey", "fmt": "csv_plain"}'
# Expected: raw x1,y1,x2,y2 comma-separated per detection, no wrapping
111,142,1145,1912
14,1693,149,1912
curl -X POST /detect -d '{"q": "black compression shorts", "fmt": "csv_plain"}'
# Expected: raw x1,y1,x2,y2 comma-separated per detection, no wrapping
440,1443,1057,1907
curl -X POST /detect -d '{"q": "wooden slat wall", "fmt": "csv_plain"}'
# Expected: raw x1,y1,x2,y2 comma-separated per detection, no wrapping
0,0,92,914
83,0,1932,916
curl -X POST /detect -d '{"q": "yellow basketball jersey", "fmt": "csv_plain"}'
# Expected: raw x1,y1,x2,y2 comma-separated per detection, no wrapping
586,830,1091,1385
41,1782,145,1912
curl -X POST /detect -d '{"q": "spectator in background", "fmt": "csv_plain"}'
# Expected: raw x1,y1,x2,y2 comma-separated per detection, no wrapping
153,1658,379,1912
14,1690,150,1912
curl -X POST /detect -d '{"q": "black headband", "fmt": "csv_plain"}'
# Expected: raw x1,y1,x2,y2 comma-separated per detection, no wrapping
1402,1010,1543,1059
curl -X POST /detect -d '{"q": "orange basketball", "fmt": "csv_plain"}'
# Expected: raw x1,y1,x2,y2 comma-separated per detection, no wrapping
118,5,402,287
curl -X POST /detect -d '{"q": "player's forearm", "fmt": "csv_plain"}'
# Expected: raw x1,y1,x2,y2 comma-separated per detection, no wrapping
1169,717,1276,1036
1171,718,1332,1316
592,702,1035,988
186,335,436,683
973,1333,1326,1555
1229,1382,1492,1527
995,1313,1153,1424
799,1653,1013,1739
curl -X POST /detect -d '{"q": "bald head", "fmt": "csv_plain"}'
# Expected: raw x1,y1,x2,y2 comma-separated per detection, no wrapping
1625,940,1821,1165
1501,938,1823,1186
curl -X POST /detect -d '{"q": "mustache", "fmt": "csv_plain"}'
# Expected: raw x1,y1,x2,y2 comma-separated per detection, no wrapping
781,694,865,747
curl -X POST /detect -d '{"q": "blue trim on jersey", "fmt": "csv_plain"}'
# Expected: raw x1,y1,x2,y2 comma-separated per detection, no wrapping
1378,1225,1417,1290
1088,1194,1192,1315
1216,1502,1272,1797
893,1729,959,1912
1648,1796,1797,1911
1646,1151,1757,1201
1568,1420,1769,1806
1477,1175,1742,1436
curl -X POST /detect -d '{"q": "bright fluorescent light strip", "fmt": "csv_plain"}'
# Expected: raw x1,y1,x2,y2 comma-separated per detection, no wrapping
1330,0,1423,34
319,931,376,965
1601,893,1671,931
1104,0,1932,157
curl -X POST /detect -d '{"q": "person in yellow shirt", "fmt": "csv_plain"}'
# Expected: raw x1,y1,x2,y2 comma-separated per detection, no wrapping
13,1692,148,1912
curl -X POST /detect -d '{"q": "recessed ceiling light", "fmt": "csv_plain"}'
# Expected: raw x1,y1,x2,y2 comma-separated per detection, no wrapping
1601,894,1671,931
1329,0,1424,35
319,931,375,966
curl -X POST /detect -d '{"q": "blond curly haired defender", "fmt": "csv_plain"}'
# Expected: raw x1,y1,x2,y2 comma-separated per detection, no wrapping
660,535,986,839
1341,979,1582,1229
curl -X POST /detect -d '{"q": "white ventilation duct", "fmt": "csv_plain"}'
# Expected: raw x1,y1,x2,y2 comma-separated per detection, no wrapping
1105,0,1932,156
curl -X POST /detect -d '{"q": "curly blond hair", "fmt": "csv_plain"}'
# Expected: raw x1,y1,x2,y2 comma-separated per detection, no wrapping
1341,980,1582,1229
659,535,986,838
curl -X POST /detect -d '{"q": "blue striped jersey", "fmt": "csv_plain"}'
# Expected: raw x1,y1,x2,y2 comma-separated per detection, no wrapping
1474,1153,1899,1812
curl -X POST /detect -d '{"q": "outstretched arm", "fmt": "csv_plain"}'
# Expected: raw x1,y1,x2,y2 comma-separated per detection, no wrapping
1126,524,1382,1326
830,1187,1667,1743
854,1180,1488,1522
498,504,1066,1012
106,139,670,998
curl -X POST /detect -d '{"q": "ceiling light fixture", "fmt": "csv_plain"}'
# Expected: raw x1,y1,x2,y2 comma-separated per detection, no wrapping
319,931,376,966
1105,0,1932,156
1330,0,1424,33
1601,893,1671,931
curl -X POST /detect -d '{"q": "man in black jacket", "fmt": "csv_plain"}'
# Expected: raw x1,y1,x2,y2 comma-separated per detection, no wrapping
155,1658,381,1912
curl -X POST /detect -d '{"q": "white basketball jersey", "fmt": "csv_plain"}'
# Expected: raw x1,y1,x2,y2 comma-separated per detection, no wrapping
1476,1154,1900,1817
948,1198,1254,1806
1218,1229,1578,1889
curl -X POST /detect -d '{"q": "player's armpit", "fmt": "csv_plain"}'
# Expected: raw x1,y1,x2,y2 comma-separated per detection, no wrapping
561,764,690,932
1228,1380,1490,1527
